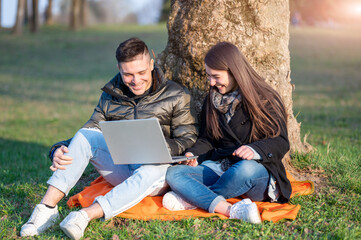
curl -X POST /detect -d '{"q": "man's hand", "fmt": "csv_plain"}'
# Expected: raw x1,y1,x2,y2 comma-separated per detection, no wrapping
179,152,198,167
232,145,254,160
50,145,73,171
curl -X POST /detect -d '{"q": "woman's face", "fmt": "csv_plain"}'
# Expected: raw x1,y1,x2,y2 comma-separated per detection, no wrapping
205,64,238,94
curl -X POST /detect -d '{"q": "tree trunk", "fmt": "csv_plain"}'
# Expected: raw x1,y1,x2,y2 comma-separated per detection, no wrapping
45,0,53,25
70,0,81,30
30,0,40,33
158,0,311,158
80,0,87,27
12,0,27,35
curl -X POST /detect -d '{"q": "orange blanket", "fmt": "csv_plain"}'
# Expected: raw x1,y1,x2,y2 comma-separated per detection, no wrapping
67,172,314,223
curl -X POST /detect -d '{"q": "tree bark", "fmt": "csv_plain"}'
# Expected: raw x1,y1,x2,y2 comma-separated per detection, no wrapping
70,0,81,30
45,0,53,25
30,0,40,33
158,0,311,156
12,0,27,35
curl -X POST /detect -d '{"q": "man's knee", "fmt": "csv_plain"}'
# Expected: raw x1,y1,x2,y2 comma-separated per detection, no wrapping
77,128,102,142
134,164,169,182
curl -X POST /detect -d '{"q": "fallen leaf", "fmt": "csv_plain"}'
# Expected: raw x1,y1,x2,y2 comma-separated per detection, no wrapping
112,234,120,240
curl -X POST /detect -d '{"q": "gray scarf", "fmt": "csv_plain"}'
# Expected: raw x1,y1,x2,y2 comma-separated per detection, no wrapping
211,88,242,171
211,88,241,122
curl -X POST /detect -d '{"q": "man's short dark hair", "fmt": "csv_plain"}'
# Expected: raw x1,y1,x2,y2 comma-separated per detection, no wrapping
116,38,150,63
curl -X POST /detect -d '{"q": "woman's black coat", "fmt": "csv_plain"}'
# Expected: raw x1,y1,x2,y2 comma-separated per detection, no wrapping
187,97,292,203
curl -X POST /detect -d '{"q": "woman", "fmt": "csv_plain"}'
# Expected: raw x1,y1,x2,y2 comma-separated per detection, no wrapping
163,42,291,224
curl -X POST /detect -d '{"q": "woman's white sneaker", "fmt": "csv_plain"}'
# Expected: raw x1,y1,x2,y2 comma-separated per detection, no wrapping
229,198,262,224
162,191,197,211
60,210,90,240
20,204,59,236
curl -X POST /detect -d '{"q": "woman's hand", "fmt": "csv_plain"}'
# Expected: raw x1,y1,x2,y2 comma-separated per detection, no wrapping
49,145,73,171
232,145,254,160
180,152,198,167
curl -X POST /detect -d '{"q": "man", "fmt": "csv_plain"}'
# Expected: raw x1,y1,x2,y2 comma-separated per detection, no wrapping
20,38,197,239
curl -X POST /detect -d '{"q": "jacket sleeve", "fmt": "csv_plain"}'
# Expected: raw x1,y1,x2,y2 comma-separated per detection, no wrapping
247,112,290,164
165,88,198,156
48,93,108,161
81,92,108,129
186,98,214,158
48,138,72,161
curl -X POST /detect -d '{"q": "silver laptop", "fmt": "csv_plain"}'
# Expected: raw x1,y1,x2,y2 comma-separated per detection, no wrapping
99,118,197,164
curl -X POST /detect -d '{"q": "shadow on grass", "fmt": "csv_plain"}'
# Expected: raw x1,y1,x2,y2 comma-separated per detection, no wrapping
0,137,98,186
0,137,52,184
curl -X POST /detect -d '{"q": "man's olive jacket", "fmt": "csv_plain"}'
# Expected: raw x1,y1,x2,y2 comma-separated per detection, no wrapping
49,66,198,159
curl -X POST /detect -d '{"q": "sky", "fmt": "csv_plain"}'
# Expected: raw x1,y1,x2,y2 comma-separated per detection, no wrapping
1,0,60,28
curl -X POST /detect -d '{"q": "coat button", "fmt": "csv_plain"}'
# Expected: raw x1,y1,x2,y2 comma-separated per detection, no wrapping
267,153,273,158
241,121,246,125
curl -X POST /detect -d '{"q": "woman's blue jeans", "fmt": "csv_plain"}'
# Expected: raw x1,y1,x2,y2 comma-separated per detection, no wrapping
166,160,270,213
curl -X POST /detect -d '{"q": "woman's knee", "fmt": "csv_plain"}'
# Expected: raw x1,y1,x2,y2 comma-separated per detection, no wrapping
230,160,267,179
166,165,188,185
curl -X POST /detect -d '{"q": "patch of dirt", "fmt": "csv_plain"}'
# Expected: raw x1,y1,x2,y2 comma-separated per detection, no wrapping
284,157,328,193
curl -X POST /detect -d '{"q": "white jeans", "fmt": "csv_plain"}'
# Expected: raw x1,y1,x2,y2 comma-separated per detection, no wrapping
47,128,170,220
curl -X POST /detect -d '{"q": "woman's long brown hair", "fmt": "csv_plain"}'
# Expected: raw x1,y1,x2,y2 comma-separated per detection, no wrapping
204,42,287,142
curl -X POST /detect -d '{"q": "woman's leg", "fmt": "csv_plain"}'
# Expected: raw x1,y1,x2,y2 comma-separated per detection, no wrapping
166,165,223,212
210,160,270,202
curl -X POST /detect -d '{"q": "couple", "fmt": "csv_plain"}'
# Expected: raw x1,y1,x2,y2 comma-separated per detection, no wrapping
20,38,291,239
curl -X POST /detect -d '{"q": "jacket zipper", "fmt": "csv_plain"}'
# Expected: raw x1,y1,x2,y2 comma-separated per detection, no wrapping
134,104,138,119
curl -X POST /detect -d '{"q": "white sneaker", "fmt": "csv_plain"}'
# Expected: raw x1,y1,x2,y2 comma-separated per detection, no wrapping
162,191,197,211
20,204,59,236
60,210,90,240
229,198,262,224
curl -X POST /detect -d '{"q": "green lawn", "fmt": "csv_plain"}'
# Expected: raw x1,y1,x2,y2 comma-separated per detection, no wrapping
0,24,360,239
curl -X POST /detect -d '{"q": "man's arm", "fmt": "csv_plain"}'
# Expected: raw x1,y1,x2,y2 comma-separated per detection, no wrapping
165,88,198,156
185,98,214,157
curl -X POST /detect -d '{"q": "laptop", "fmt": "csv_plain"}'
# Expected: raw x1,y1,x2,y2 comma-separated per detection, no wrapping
99,118,197,164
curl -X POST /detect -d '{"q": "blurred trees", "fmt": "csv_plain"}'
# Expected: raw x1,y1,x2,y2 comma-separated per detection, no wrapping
45,0,53,25
30,0,40,33
160,0,171,22
70,0,87,30
11,0,88,34
13,0,40,34
12,0,26,35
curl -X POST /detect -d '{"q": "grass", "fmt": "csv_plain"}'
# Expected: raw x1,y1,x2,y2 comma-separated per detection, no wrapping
0,23,360,239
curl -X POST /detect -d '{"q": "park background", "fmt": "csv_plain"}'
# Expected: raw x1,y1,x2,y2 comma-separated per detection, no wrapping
0,0,360,239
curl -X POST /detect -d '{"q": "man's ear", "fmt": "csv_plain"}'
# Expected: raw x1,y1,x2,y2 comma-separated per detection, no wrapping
117,63,121,72
150,59,154,71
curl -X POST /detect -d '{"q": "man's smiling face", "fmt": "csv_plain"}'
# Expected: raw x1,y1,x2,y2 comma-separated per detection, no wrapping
118,53,154,95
